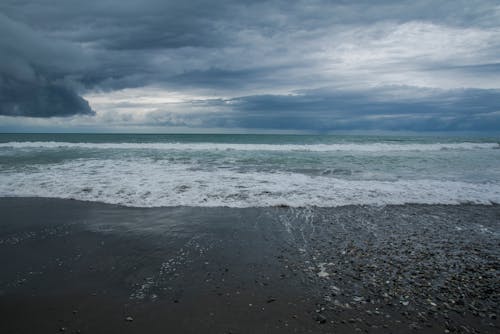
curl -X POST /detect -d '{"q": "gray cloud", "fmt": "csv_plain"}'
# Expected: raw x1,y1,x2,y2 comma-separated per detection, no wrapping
103,86,499,132
220,87,500,131
0,0,499,131
0,77,93,117
0,13,95,117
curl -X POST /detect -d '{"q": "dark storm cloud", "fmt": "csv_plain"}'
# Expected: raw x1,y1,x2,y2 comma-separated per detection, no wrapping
0,77,93,117
231,87,500,117
159,87,500,132
0,0,499,131
0,13,94,117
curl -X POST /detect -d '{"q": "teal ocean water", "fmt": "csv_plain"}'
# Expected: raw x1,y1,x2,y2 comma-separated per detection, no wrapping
0,133,499,207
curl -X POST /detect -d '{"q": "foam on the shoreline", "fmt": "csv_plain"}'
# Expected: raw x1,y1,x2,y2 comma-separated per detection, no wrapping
1,159,499,207
0,141,498,152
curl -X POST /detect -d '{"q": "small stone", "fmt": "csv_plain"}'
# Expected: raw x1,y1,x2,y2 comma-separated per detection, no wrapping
266,298,276,303
125,316,134,322
315,314,327,324
59,328,66,332
409,323,420,330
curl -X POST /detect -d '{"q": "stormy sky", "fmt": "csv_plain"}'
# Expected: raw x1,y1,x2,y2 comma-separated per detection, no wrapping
1,0,500,133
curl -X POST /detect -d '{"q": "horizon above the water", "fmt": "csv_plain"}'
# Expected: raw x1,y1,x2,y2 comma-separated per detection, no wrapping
2,130,500,138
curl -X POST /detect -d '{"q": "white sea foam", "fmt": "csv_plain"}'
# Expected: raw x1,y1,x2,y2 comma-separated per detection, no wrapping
0,141,498,152
0,159,498,207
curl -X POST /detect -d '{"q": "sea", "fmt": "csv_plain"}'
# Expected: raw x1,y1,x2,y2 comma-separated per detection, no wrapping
0,133,499,207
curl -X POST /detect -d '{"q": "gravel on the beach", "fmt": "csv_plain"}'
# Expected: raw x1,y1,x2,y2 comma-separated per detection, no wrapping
0,198,498,333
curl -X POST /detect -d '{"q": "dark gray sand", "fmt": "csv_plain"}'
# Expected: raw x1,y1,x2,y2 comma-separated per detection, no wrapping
0,198,498,333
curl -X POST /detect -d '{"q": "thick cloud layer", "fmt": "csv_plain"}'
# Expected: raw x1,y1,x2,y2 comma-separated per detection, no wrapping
0,13,95,117
0,1,499,131
0,77,93,117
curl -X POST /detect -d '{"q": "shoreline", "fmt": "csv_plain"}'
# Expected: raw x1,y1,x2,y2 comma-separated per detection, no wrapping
0,195,498,209
1,197,498,333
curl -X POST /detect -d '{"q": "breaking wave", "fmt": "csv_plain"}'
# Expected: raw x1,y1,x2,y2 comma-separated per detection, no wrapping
0,159,498,207
0,141,498,152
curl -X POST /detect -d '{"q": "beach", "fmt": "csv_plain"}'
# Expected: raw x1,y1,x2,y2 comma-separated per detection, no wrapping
1,197,498,333
3,0,500,331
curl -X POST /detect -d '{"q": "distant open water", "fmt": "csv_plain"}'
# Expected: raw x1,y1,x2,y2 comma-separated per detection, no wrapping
0,133,499,207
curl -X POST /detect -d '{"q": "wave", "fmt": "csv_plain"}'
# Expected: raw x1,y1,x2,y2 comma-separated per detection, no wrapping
1,159,498,207
0,141,498,152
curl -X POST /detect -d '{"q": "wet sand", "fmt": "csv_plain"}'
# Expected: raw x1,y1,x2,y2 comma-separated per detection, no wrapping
0,198,498,333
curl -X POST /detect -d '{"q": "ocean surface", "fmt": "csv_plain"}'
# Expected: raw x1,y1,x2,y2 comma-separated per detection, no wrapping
0,133,499,207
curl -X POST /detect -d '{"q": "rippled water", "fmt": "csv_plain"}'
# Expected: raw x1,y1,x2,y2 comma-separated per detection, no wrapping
1,133,499,207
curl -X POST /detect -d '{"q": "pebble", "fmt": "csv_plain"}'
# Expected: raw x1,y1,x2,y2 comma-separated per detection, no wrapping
315,314,327,324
